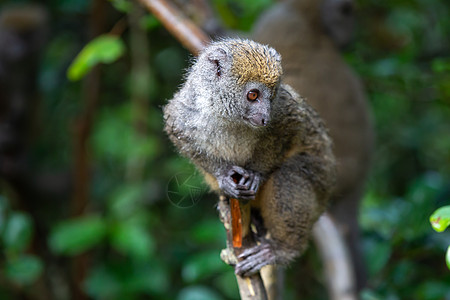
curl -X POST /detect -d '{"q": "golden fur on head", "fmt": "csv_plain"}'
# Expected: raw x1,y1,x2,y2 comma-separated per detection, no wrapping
226,39,283,90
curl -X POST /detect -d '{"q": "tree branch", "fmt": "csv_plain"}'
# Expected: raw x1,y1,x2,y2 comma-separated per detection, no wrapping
138,0,210,54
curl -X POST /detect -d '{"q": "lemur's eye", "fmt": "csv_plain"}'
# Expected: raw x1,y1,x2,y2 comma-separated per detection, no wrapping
214,60,221,76
247,89,259,101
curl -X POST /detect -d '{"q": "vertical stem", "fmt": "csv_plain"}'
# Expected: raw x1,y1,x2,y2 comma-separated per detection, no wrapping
219,196,268,300
72,64,101,216
71,0,106,298
126,0,151,182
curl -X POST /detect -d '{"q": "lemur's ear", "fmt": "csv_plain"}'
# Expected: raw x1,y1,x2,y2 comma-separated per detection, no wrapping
207,47,228,77
268,47,281,63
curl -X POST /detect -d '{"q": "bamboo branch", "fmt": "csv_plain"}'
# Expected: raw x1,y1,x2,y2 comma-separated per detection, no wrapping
219,196,268,300
138,0,210,54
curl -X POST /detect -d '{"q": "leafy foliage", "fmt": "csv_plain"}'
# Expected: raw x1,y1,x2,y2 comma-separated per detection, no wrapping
2,212,33,253
49,215,108,255
430,206,450,233
4,255,43,285
430,206,450,269
67,35,126,81
350,0,450,298
0,197,43,287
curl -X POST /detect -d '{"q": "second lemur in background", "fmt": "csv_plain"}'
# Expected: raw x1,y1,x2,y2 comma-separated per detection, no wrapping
252,0,374,289
164,39,336,275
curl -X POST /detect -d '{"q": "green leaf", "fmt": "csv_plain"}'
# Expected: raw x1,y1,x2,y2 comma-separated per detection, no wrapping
177,286,223,300
432,58,450,73
446,245,450,270
213,271,239,300
84,264,120,299
67,35,125,81
109,0,132,12
49,215,107,255
123,260,169,295
429,206,450,232
360,289,382,300
92,105,161,163
110,222,154,260
416,280,450,300
141,15,160,31
190,219,226,245
130,261,169,295
182,251,229,282
3,212,33,253
85,260,169,298
364,238,391,276
5,255,43,285
109,184,144,218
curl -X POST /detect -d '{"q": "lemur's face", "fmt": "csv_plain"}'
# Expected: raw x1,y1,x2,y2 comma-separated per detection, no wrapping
199,39,282,128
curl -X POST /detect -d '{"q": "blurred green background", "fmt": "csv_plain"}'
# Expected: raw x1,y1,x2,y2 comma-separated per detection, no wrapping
0,0,449,299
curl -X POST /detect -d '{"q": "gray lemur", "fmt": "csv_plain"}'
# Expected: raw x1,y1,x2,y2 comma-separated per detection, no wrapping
164,39,336,275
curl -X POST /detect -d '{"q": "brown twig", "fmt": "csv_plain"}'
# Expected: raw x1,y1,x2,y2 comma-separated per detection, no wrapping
138,0,210,55
109,16,128,36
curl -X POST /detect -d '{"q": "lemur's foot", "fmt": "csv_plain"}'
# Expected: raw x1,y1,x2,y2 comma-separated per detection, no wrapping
235,243,275,276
